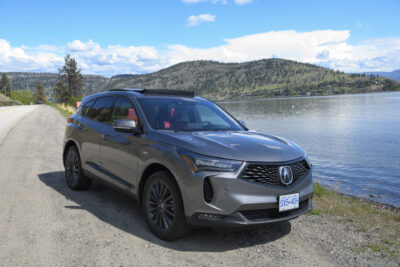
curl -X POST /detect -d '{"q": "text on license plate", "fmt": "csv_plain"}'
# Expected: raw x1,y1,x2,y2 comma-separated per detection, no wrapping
279,193,299,212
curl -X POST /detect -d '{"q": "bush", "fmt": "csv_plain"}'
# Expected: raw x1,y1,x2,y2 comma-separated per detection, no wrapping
11,90,35,105
69,96,82,108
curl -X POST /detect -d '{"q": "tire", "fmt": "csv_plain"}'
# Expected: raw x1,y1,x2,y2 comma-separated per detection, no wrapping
143,171,190,240
64,145,92,190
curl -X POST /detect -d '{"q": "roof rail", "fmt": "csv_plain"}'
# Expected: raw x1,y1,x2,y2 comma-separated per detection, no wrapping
109,88,195,97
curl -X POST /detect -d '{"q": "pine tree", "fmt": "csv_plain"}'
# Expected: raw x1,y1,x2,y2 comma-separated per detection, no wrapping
59,55,83,100
35,82,47,103
0,73,12,97
0,74,5,93
53,80,70,103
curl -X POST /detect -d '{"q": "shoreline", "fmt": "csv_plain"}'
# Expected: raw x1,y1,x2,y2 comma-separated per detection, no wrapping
316,181,400,211
316,183,399,211
311,183,399,261
213,90,400,102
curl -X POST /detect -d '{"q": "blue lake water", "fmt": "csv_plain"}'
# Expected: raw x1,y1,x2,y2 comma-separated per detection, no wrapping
219,92,400,207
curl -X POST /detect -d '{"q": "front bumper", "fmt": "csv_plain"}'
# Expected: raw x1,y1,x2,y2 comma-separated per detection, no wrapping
178,161,314,227
187,196,313,228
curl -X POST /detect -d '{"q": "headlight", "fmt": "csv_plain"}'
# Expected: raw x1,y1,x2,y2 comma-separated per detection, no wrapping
176,149,242,172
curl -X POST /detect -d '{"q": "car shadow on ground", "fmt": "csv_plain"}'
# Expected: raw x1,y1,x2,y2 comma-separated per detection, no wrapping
38,171,292,252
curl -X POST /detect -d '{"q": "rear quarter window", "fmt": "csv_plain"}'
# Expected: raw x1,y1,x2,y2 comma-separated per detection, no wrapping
82,99,95,117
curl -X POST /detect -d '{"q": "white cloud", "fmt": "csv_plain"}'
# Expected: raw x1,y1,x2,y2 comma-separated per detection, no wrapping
0,30,399,76
0,39,63,72
168,30,352,64
66,40,100,52
0,39,162,75
167,30,400,72
233,0,252,4
186,13,216,27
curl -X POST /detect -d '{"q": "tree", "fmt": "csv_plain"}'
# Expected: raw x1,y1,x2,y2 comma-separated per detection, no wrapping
0,73,12,97
11,90,35,105
53,80,69,103
59,54,83,99
0,74,6,93
35,82,47,103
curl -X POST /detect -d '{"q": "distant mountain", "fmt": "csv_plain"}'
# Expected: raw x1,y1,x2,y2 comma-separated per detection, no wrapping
364,70,400,82
2,59,400,99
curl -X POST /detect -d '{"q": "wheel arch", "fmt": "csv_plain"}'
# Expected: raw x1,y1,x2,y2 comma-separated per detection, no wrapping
138,163,180,206
63,139,79,166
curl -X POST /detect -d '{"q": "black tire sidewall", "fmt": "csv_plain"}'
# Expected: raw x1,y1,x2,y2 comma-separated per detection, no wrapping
64,146,91,190
142,171,189,240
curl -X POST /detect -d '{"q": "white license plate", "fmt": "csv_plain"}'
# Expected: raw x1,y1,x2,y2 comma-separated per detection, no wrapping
279,193,299,212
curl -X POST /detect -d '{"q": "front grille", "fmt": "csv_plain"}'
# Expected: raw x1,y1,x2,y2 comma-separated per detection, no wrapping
240,199,309,220
240,159,309,187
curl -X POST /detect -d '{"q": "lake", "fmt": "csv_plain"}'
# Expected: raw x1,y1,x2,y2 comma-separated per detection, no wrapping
218,92,400,207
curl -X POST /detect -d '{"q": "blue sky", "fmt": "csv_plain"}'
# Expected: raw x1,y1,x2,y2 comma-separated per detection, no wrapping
1,0,399,75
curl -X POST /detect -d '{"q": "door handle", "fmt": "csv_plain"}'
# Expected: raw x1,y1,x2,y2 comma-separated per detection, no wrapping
102,134,111,141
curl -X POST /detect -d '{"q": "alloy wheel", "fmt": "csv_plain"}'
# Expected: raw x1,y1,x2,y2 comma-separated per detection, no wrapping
146,180,176,231
65,150,80,185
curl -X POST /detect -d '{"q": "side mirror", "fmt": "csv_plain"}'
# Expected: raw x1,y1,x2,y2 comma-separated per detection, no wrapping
239,120,247,128
113,119,141,134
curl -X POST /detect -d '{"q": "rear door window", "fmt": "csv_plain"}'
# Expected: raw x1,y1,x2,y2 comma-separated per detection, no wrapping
89,96,116,122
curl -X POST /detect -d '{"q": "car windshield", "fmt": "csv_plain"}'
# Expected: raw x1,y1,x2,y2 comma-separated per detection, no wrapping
137,97,244,132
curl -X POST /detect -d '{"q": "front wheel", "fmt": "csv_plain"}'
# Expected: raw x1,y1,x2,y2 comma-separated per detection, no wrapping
64,146,92,190
143,171,190,240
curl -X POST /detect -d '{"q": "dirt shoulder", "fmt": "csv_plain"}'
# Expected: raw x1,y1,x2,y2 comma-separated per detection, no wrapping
0,105,398,266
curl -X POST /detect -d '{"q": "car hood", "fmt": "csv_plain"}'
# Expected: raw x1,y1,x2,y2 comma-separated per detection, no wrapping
155,130,305,162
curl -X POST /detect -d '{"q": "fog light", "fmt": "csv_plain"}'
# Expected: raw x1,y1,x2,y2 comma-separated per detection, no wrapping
197,213,224,221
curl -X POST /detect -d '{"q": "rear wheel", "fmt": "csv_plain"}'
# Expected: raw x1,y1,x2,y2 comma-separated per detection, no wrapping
64,146,92,190
143,171,190,240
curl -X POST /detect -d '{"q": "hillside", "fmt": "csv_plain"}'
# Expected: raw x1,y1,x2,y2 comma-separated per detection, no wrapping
3,72,109,97
2,59,400,99
0,93,20,106
105,59,400,99
364,70,400,82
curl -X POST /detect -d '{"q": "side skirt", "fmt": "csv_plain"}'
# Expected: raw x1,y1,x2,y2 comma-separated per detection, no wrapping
86,162,135,189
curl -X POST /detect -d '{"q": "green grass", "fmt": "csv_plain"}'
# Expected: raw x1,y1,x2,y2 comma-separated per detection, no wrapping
313,182,330,197
310,182,400,259
384,239,396,246
366,244,384,253
307,209,322,216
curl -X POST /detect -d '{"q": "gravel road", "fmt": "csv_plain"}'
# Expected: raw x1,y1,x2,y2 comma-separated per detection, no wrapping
0,105,396,266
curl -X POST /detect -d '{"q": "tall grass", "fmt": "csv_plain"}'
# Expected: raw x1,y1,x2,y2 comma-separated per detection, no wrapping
48,102,76,117
58,103,76,114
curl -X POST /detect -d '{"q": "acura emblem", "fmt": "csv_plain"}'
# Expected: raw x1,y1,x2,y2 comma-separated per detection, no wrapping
279,166,293,185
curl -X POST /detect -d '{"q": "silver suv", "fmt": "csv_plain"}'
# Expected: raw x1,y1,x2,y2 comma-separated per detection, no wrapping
63,89,313,240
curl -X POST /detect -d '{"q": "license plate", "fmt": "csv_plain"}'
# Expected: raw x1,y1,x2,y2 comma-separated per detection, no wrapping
279,193,299,212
